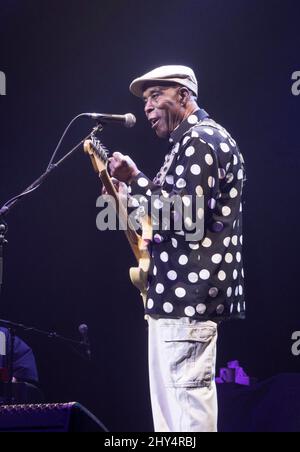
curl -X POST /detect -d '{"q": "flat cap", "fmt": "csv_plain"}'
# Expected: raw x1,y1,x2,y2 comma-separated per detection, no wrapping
129,65,198,98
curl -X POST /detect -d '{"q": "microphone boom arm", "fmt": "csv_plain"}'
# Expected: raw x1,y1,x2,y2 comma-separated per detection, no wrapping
0,127,101,219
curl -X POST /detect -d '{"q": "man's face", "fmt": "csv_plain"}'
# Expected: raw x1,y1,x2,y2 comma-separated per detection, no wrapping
143,85,184,138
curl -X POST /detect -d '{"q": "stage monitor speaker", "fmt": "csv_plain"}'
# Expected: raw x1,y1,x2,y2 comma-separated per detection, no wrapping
0,402,109,432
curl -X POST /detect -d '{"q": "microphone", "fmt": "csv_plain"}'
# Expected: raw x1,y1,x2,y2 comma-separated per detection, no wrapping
78,324,92,360
82,112,136,128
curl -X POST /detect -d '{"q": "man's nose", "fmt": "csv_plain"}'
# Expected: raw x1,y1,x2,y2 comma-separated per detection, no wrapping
144,98,154,115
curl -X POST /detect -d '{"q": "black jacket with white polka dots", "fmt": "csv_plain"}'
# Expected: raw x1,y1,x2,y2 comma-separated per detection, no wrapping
130,109,246,322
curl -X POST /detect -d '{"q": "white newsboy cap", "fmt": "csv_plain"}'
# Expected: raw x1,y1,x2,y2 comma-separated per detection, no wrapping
129,65,198,98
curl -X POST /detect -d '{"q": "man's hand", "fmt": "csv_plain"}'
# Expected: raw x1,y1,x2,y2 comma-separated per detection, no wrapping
109,152,140,184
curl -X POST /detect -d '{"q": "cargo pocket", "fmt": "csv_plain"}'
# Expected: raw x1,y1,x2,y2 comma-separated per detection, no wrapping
161,322,217,389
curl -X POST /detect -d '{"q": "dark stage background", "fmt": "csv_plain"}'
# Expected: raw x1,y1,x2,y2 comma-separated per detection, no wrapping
0,0,299,431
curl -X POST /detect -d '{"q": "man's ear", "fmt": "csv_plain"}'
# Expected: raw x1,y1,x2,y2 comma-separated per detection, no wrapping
178,87,190,106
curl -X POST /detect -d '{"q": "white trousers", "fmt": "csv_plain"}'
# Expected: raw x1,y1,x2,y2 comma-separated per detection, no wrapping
147,316,218,432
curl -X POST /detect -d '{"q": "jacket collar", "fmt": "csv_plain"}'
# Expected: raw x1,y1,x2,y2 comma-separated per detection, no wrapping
169,108,209,145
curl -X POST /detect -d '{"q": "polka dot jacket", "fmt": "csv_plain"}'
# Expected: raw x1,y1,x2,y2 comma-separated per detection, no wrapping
129,109,246,322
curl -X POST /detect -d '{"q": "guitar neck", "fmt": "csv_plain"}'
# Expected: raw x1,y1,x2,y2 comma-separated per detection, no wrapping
99,169,143,262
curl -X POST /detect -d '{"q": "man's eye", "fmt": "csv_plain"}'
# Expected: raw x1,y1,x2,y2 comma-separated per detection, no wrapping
144,93,160,104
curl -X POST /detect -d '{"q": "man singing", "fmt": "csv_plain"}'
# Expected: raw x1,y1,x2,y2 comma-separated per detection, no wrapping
108,65,246,432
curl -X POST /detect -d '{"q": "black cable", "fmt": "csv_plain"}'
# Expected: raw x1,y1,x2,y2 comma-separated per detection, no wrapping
46,113,86,171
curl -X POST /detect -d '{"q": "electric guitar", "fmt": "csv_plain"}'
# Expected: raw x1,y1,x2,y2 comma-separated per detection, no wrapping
83,137,152,306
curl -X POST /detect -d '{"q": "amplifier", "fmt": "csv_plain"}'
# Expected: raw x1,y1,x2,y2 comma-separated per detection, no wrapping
0,402,109,432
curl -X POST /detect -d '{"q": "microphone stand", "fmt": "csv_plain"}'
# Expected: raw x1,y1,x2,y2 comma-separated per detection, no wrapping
0,125,103,219
0,318,86,405
0,121,104,404
0,318,84,346
0,222,7,299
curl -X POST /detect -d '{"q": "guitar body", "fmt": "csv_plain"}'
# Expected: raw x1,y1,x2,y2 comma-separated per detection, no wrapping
84,138,152,306
129,250,150,306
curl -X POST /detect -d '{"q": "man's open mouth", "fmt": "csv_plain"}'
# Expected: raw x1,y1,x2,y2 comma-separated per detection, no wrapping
150,118,160,129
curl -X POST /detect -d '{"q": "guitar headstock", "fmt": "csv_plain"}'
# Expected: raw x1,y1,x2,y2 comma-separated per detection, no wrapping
84,137,110,174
